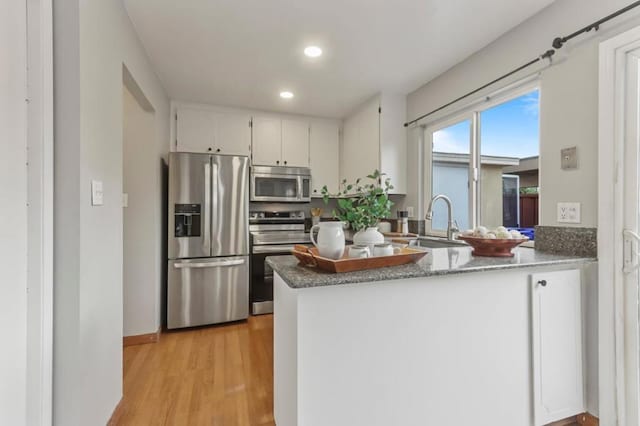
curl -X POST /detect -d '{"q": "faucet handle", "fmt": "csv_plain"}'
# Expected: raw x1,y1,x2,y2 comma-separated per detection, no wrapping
451,220,460,232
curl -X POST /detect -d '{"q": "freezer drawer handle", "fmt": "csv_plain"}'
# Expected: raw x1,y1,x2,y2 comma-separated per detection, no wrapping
174,259,245,269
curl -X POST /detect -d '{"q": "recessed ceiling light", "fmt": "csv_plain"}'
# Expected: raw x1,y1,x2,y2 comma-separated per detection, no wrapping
280,91,294,99
304,46,322,58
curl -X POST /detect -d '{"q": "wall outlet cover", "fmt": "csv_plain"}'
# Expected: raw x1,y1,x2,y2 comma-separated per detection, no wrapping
557,202,581,223
406,206,414,218
91,180,104,206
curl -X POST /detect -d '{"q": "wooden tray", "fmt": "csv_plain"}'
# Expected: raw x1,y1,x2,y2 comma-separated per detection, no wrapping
292,245,428,273
457,235,529,257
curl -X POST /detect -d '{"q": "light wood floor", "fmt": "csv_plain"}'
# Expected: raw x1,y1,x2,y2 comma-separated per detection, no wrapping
111,315,275,426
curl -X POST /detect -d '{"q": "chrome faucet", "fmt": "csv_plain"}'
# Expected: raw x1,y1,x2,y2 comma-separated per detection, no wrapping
425,194,459,240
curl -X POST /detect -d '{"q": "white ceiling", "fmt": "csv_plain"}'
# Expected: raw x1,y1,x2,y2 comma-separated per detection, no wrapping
124,0,556,118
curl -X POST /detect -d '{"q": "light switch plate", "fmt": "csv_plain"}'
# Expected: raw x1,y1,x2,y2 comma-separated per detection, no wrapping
122,193,128,208
91,180,104,206
561,147,578,170
557,202,581,223
406,206,414,218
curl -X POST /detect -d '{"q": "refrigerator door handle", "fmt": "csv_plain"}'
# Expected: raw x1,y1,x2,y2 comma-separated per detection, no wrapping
212,161,220,250
173,259,246,269
203,161,212,254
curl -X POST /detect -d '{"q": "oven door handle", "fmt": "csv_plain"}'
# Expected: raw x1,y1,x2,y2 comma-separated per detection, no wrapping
173,259,245,269
252,245,305,254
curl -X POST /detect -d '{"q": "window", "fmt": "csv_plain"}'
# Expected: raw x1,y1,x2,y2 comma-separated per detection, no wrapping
426,87,540,234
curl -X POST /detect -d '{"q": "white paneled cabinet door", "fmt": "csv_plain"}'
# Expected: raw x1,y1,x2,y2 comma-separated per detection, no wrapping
531,269,584,426
176,107,216,153
252,116,282,166
213,111,251,156
282,119,310,167
309,122,339,196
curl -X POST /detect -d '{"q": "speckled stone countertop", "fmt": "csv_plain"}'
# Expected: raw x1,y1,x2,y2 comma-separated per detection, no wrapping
266,247,596,289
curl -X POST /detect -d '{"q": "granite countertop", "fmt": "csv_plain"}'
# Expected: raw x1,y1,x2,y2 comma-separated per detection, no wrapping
266,246,596,289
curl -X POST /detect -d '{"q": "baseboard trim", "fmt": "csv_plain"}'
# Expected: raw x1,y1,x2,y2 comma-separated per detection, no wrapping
107,398,124,425
576,412,599,426
123,328,160,347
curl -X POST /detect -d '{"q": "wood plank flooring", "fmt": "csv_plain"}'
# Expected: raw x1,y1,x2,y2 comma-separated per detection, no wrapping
111,315,275,426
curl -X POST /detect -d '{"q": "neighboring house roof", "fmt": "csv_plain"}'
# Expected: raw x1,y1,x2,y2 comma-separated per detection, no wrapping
503,156,539,173
433,152,521,166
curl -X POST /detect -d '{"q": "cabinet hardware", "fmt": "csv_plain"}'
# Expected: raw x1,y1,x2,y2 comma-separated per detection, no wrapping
207,147,212,152
276,160,280,165
537,280,547,287
284,160,288,165
216,148,221,153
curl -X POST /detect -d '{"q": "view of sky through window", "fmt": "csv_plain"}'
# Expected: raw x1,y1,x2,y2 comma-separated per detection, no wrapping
432,90,540,159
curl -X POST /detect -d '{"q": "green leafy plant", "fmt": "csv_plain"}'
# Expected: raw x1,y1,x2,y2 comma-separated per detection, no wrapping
321,170,394,231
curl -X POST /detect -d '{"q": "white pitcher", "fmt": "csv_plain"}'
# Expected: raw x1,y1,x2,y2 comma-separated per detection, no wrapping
310,222,346,260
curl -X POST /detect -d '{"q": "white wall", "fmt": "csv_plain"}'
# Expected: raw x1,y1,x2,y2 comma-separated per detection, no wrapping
407,0,640,228
0,0,28,424
123,83,160,337
53,0,170,424
406,0,640,416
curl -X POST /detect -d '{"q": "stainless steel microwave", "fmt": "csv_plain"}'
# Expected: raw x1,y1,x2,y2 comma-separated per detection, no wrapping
250,165,311,202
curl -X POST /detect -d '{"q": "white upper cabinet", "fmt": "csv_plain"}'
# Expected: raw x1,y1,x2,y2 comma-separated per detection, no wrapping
281,119,310,167
309,122,340,196
213,111,252,156
340,93,406,194
175,106,251,156
252,116,282,166
176,106,216,153
531,269,584,426
252,117,310,167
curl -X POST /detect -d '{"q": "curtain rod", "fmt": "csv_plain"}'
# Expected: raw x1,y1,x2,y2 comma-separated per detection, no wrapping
404,0,640,128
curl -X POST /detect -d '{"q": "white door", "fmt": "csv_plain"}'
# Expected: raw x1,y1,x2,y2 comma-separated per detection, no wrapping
282,119,309,167
309,122,339,196
621,47,640,426
252,116,282,166
176,106,216,153
213,111,251,156
531,270,584,425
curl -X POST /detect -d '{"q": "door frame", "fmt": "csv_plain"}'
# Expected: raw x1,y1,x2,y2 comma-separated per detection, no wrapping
599,25,640,426
26,0,54,423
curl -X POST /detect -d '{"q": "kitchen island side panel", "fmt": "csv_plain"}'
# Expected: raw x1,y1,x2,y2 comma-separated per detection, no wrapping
280,270,533,426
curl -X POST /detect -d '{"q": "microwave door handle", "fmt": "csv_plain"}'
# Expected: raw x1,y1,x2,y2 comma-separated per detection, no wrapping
203,161,211,255
297,176,303,201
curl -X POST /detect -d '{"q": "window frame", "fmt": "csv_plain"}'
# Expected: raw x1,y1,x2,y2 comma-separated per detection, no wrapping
423,82,541,235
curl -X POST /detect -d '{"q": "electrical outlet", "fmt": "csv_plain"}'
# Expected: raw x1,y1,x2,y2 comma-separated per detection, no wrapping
557,202,581,223
406,206,415,218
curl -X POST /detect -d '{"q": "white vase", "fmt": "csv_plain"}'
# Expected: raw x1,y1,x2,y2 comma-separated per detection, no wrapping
310,222,346,260
353,226,385,251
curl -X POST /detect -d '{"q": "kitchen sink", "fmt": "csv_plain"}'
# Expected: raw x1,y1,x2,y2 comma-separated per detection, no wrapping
409,236,468,249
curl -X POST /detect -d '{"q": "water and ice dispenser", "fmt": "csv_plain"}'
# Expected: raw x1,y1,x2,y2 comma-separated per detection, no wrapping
174,204,202,237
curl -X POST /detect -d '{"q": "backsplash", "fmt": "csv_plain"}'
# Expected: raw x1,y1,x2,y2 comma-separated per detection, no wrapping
534,226,597,258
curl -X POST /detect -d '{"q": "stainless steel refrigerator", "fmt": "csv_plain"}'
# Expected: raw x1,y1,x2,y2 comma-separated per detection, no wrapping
167,152,250,329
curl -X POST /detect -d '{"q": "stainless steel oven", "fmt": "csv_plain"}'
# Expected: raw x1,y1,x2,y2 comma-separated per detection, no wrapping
250,165,311,203
249,211,311,314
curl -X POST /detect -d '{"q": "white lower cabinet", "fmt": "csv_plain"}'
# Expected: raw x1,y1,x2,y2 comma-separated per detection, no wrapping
531,269,584,426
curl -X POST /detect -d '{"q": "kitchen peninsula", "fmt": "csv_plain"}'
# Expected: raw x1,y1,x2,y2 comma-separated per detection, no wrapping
269,246,596,426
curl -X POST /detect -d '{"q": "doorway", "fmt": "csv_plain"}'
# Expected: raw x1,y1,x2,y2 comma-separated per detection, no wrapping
599,27,640,426
122,67,161,342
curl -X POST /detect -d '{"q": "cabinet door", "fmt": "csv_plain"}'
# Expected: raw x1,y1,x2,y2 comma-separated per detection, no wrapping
531,269,584,426
252,117,282,166
282,119,310,167
176,107,216,153
213,111,251,156
309,122,339,196
340,97,380,190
